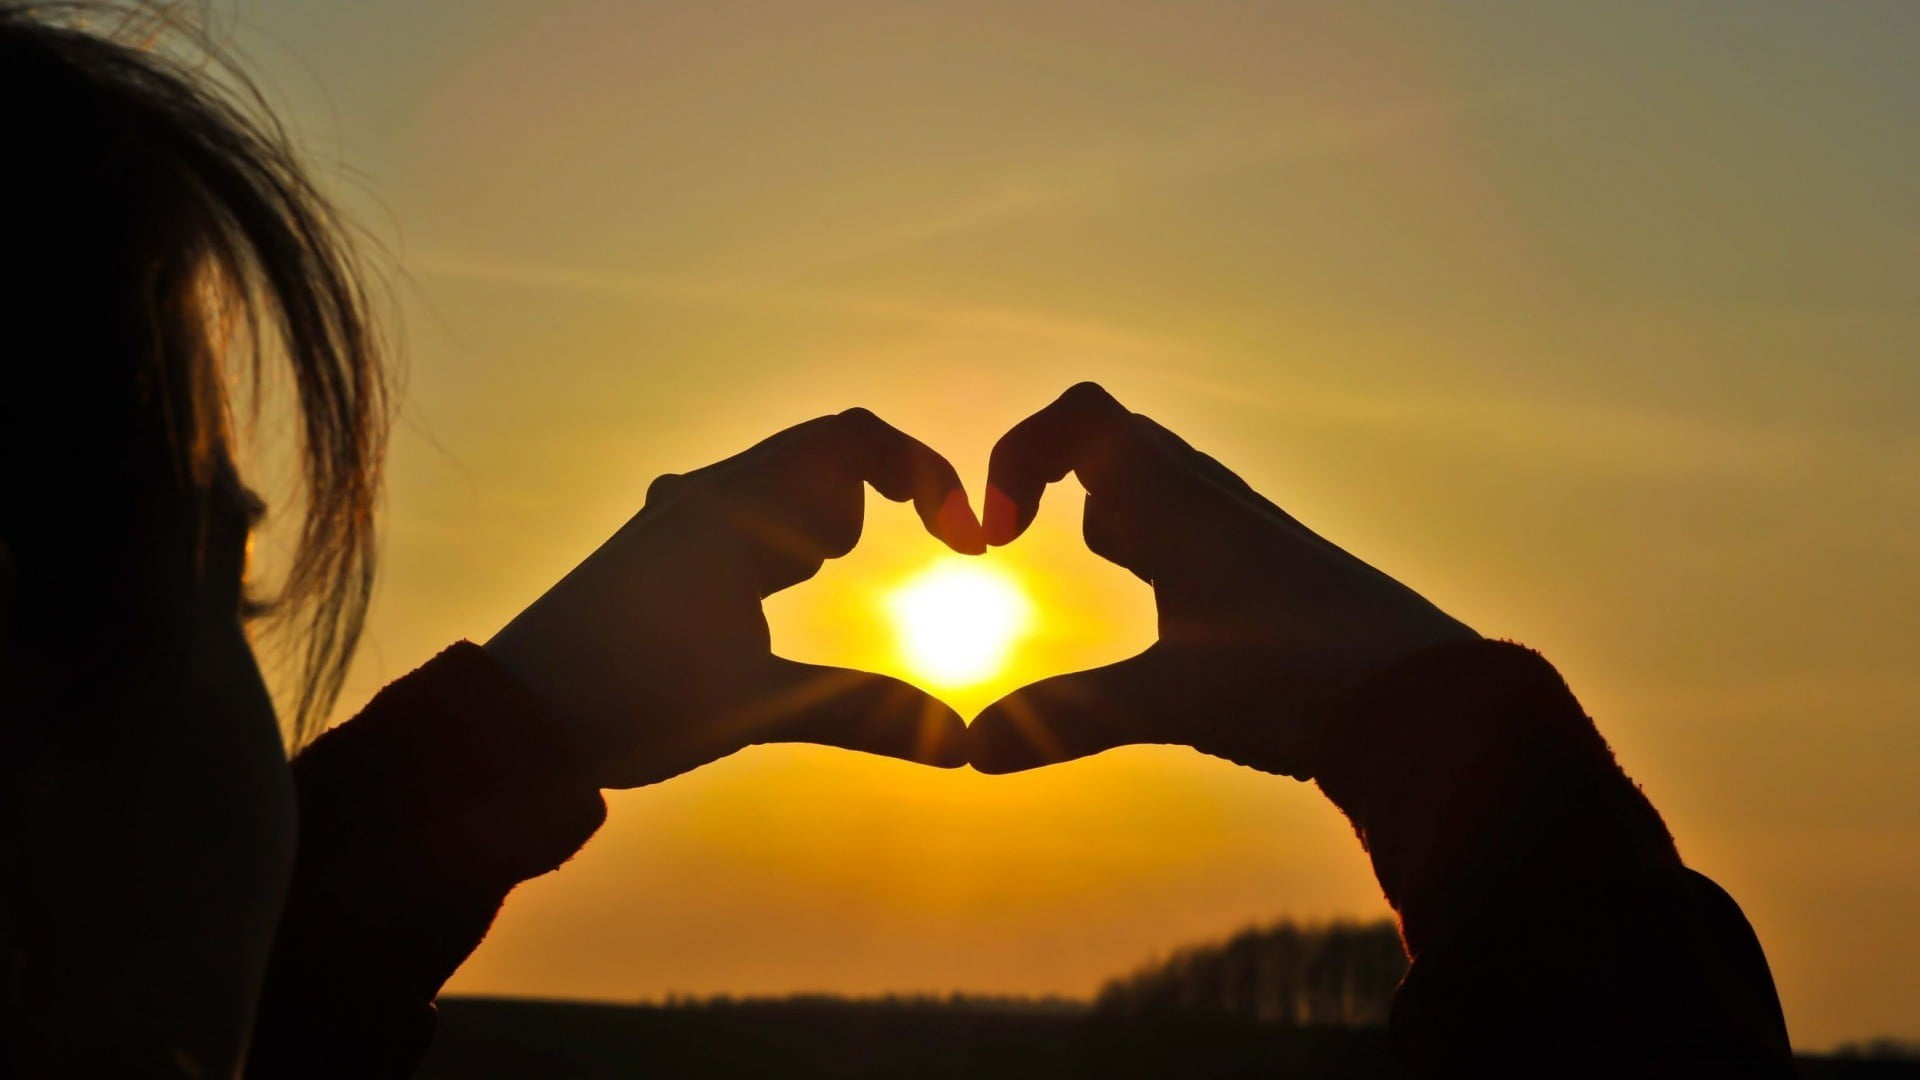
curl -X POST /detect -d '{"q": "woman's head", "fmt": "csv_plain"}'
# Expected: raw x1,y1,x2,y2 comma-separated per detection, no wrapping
0,4,389,1069
0,2,387,745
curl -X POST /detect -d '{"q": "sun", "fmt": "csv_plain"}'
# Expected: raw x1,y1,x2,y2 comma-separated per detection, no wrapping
885,556,1035,689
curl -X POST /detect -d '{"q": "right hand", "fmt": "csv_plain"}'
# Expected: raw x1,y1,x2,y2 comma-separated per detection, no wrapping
488,408,984,789
967,383,1477,779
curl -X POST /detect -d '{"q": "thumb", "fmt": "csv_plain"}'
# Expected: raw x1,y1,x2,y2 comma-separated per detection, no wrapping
750,659,968,769
967,648,1180,774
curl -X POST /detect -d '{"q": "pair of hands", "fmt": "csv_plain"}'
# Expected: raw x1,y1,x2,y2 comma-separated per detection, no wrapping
487,383,1476,791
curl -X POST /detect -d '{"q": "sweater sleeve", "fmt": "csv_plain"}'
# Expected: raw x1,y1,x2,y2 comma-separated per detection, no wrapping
1314,640,1795,1078
245,643,607,1080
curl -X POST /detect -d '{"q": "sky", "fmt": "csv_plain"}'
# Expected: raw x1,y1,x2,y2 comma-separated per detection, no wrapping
216,0,1916,1049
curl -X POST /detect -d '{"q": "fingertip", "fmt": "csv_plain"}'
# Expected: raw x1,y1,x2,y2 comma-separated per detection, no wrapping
962,704,1045,774
983,484,1022,547
936,488,986,556
925,736,969,770
857,677,968,770
913,695,971,770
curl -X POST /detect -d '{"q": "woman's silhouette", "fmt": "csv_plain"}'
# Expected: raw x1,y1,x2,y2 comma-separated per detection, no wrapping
0,7,972,1074
0,5,1795,1078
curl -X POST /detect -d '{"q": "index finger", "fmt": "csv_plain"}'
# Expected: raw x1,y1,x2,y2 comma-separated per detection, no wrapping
982,382,1167,546
831,407,985,555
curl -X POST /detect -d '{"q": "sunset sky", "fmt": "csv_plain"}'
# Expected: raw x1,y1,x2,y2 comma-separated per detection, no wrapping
223,1,1916,1049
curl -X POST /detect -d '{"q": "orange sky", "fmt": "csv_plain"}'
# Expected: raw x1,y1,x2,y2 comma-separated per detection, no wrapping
224,1,1919,1049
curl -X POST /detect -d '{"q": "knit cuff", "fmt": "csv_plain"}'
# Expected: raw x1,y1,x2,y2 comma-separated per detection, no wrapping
290,641,607,917
1314,640,1675,955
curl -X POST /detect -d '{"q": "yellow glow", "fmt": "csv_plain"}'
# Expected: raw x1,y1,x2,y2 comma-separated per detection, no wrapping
885,556,1035,689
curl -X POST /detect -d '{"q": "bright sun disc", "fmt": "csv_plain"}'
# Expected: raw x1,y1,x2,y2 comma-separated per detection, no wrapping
885,557,1034,688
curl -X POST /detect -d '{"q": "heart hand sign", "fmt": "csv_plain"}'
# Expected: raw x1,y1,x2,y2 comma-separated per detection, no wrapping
489,384,1473,791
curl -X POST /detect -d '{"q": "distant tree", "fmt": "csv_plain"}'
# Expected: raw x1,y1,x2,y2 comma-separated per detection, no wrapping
1094,919,1406,1028
1833,1039,1920,1062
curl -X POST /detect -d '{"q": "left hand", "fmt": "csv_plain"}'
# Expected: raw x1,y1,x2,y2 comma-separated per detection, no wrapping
965,383,1476,780
487,408,984,789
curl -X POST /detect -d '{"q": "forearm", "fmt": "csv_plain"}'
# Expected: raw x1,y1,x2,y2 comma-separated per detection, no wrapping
1312,641,1794,1075
247,644,606,1079
1313,640,1680,954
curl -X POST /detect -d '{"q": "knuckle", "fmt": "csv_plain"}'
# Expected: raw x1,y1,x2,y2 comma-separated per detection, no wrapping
835,405,880,429
644,471,686,507
757,554,822,597
820,487,865,558
823,528,860,560
1061,381,1119,411
1083,527,1122,568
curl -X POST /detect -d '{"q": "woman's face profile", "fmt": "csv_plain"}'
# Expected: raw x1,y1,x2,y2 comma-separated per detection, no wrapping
1,465,299,1073
0,9,384,1068
142,469,301,1069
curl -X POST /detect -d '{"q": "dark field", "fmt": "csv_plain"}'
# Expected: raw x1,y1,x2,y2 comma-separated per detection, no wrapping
416,997,1920,1079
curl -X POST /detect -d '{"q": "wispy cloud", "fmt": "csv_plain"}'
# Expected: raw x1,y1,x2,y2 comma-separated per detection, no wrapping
409,243,1821,483
409,244,1193,362
407,251,734,303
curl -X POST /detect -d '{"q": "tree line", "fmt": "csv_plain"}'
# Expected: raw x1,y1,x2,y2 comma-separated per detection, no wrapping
1094,919,1407,1028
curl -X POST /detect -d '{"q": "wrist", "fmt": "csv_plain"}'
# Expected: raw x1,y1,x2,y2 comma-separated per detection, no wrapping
484,602,619,786
1287,619,1480,781
293,643,608,907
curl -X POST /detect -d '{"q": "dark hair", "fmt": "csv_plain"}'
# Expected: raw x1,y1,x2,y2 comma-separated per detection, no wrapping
0,3,387,743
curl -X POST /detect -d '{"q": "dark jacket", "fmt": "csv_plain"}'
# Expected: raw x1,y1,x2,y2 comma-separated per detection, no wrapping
247,640,1794,1077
